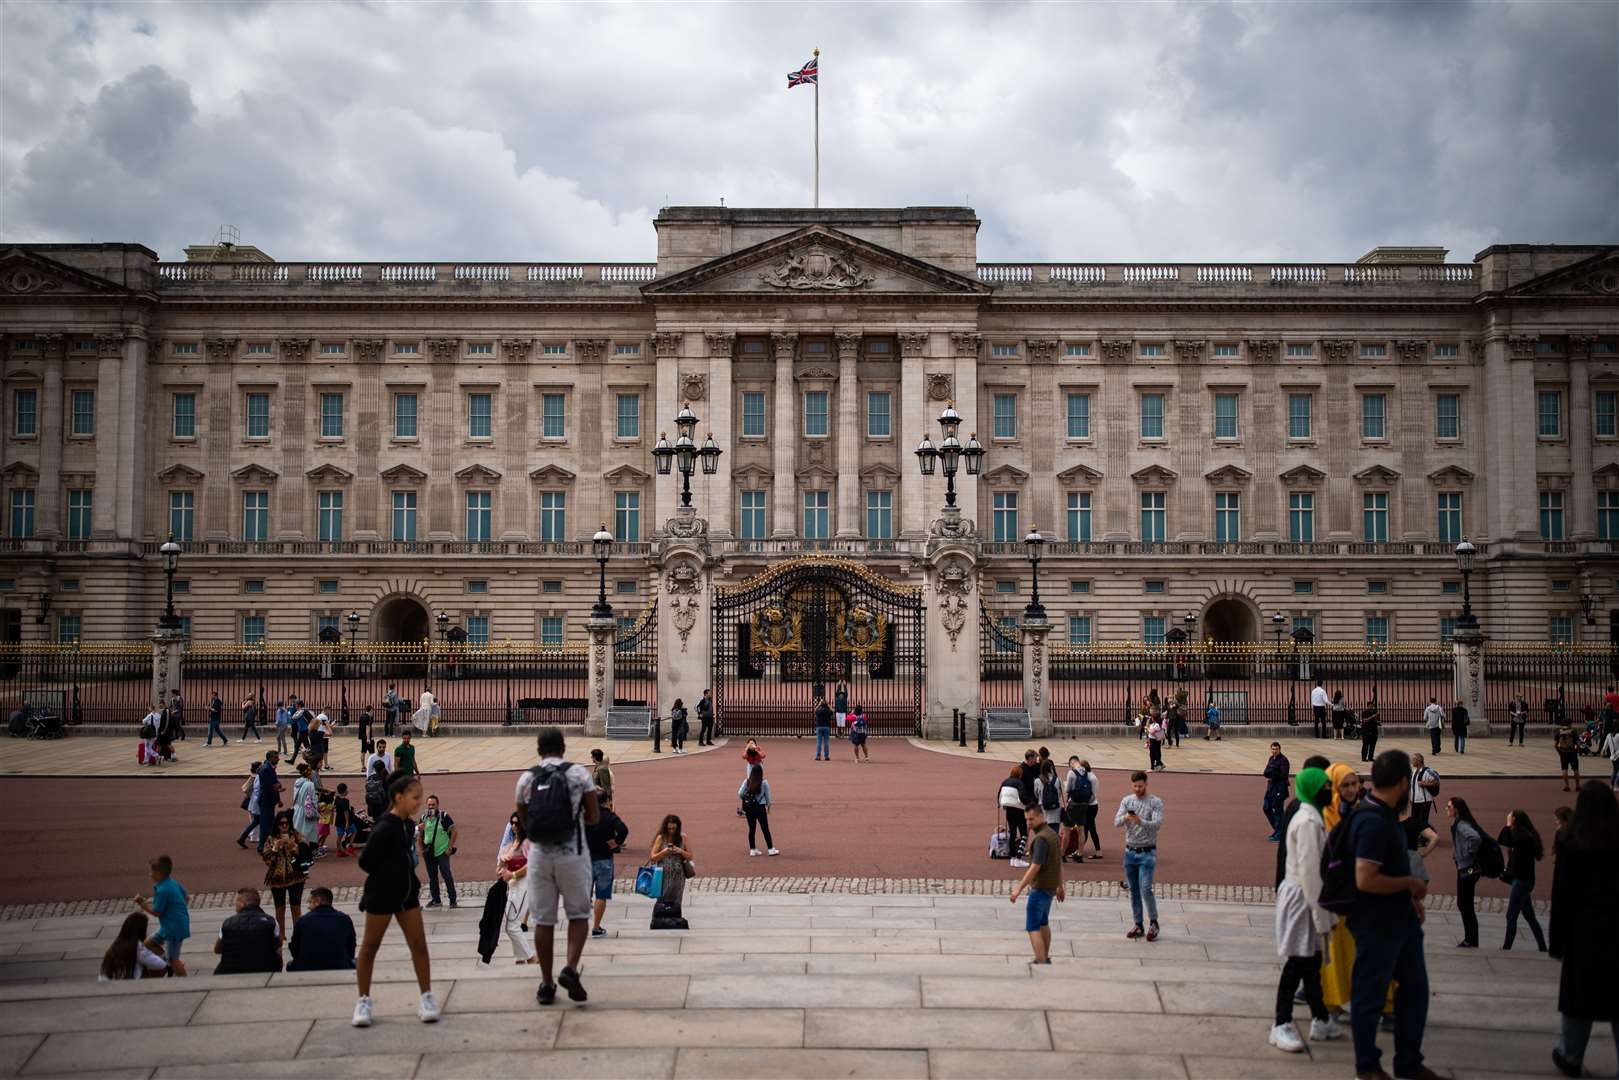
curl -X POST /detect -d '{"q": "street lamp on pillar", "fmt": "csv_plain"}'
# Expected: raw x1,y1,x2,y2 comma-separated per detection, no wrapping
435,610,449,643
915,403,984,514
1023,525,1045,620
591,523,615,619
158,534,182,631
1580,591,1598,626
1183,611,1197,642
346,610,361,647
1454,539,1479,632
652,402,720,511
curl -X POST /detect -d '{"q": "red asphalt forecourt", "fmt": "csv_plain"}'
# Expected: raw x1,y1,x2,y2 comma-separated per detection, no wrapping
0,737,1570,907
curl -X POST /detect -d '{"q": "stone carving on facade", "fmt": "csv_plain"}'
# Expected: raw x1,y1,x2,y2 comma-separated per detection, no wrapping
757,243,874,291
1,267,60,294
680,372,708,402
1099,339,1132,364
665,560,703,652
769,331,799,361
926,373,954,401
705,331,734,359
95,335,125,359
664,513,709,539
1574,263,1619,295
798,367,838,381
1469,340,1485,363
1320,339,1356,364
1030,636,1044,707
935,555,975,650
592,643,606,708
898,332,929,358
1027,339,1060,364
1568,334,1596,360
929,509,978,542
1172,339,1206,363
500,338,535,363
1507,335,1538,360
205,338,239,364
651,332,682,359
277,338,312,364
1393,339,1429,363
352,339,386,364
574,339,609,363
836,332,863,359
949,332,981,358
426,337,460,363
36,333,63,359
1246,339,1281,365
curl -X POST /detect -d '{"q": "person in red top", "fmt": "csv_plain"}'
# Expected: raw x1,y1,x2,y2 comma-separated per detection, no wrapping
741,739,765,774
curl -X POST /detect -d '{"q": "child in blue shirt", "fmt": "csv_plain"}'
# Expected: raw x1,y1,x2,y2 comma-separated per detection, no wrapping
134,854,190,975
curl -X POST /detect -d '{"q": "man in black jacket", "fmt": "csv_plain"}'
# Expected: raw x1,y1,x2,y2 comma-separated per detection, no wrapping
696,690,715,746
214,888,282,974
288,887,355,970
586,795,630,938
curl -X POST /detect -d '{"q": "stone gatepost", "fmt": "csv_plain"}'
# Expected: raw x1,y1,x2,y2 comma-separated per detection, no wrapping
150,627,185,715
1022,614,1053,738
657,506,714,728
584,613,616,737
1452,627,1489,736
923,512,981,738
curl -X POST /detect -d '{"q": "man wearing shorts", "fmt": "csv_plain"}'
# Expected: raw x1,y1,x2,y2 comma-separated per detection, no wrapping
1555,716,1581,791
515,727,599,1006
585,793,629,938
1009,802,1065,964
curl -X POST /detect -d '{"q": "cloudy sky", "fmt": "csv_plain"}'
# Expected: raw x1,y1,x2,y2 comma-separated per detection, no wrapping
2,1,1614,265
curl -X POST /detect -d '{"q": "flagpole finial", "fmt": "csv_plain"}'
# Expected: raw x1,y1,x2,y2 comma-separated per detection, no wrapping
813,47,819,57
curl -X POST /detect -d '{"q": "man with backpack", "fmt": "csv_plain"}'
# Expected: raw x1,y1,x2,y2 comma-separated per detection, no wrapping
514,727,600,1008
1554,716,1581,791
1336,748,1435,1080
1061,755,1096,861
383,684,400,737
1409,753,1439,835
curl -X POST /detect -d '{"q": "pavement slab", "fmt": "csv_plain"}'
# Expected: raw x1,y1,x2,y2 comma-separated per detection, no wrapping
152,1055,421,1079
419,1049,677,1078
23,1021,311,1074
298,1011,560,1057
555,1008,805,1049
805,1007,1051,1050
929,1049,1189,1079
676,1047,929,1078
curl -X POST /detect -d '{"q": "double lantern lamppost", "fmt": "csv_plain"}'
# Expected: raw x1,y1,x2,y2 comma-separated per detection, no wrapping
914,403,985,514
652,403,722,509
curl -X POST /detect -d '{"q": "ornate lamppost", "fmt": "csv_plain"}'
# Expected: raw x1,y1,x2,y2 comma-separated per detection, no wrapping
652,403,722,511
1454,539,1480,633
915,403,985,532
158,534,182,631
591,523,615,619
1022,525,1046,621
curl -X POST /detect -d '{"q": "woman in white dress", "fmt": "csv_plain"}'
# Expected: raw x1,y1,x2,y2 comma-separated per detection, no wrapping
412,686,435,733
494,812,536,963
1268,766,1343,1053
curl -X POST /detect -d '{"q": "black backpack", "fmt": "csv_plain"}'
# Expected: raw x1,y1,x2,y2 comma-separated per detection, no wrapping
1069,770,1094,805
1318,811,1360,915
1474,831,1506,879
525,762,581,852
1041,780,1060,811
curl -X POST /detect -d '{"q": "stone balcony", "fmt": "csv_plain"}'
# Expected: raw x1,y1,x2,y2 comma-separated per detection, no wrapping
975,260,1479,298
152,261,659,296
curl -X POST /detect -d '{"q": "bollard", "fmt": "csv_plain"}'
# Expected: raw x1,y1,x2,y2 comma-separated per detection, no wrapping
977,713,987,753
652,714,662,754
958,708,967,748
952,708,960,743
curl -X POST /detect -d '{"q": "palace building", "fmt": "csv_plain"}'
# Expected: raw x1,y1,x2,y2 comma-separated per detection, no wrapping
2,206,1617,650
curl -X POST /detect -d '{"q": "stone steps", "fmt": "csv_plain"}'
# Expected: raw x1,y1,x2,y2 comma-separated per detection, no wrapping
0,891,1603,1079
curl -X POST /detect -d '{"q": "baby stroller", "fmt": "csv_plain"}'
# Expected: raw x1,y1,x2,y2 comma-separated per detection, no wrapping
1341,709,1361,741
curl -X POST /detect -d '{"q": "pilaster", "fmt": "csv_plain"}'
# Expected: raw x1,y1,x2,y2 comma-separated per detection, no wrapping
656,546,712,722
770,331,798,537
1569,335,1596,540
900,334,929,538
1452,629,1488,735
949,332,980,532
1021,615,1053,738
835,331,862,536
352,339,385,539
92,335,124,538
924,545,981,737
704,332,735,539
118,332,148,540
151,628,186,714
34,334,63,538
584,613,616,738
1027,339,1059,533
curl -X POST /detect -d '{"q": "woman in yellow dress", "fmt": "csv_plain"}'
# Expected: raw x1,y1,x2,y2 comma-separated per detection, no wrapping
1319,762,1363,1015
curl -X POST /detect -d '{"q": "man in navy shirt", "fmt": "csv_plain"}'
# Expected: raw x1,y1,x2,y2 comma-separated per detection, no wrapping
288,887,356,971
1262,741,1290,841
255,750,282,853
1347,748,1436,1080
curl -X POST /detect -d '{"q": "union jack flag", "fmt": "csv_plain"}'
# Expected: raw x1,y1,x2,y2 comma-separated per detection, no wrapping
787,57,817,88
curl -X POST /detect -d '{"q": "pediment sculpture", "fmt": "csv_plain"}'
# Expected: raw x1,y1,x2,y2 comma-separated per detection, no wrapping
758,243,875,291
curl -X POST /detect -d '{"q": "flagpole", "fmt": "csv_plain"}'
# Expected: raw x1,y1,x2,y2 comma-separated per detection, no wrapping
813,47,820,208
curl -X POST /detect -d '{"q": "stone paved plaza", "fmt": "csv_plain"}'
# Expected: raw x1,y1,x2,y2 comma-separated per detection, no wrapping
0,888,1600,1079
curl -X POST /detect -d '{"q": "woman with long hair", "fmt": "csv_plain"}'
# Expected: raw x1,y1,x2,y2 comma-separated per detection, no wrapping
291,763,320,846
365,759,388,822
650,813,692,911
1498,809,1546,951
999,764,1029,866
261,810,306,942
353,770,437,1027
1550,782,1619,1077
494,812,536,963
1034,758,1062,834
739,763,778,856
669,698,688,755
1319,764,1363,1018
1446,796,1485,947
99,912,169,981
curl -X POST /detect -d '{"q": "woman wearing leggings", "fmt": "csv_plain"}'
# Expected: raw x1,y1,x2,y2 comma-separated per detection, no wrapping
999,766,1028,863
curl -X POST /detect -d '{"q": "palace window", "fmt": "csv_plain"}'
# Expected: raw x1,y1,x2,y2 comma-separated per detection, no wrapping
1289,492,1314,542
867,391,892,438
614,343,640,356
1538,390,1562,437
1365,617,1390,647
318,580,339,594
1361,394,1386,440
1065,344,1090,358
1214,393,1239,439
320,393,344,439
466,615,490,646
1598,391,1617,438
1287,394,1312,439
539,491,566,542
615,394,640,439
1294,581,1314,595
169,492,194,542
993,393,1017,439
1434,344,1459,358
991,344,1018,358
741,392,766,437
1540,491,1565,541
1368,580,1389,595
8,489,33,538
992,492,1018,543
541,580,562,594
467,393,492,439
1437,492,1462,543
395,343,419,355
246,343,273,355
245,393,270,439
70,390,95,436
1139,344,1165,358
1439,617,1457,644
393,393,418,438
1361,344,1387,359
1143,616,1167,644
1066,393,1090,439
1435,394,1460,440
172,393,196,438
541,343,566,355
391,491,417,541
803,391,829,437
468,343,494,356
1362,492,1389,543
614,491,640,541
1140,393,1165,440
1140,491,1166,543
1214,492,1240,542
67,489,92,540
242,615,266,645
465,491,492,541
1066,492,1092,543
57,615,81,644
1068,616,1092,645
1599,491,1619,541
1213,344,1240,358
173,343,199,355
1286,343,1313,358
802,490,829,539
540,616,564,645
541,393,566,438
866,490,893,539
242,491,269,542
1550,616,1574,645
739,490,766,540
317,491,344,542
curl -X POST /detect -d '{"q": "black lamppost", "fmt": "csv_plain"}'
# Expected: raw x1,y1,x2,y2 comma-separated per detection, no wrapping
914,403,985,512
591,523,615,619
1271,611,1285,684
1183,611,1198,680
652,402,722,509
1023,525,1045,620
1454,539,1479,632
1580,591,1598,627
346,610,361,647
158,534,182,631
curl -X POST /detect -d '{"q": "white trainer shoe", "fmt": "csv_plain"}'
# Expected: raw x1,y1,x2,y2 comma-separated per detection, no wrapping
1009,858,1030,868
418,991,441,1023
749,849,761,856
767,848,780,856
1309,1016,1344,1041
351,995,373,1027
1268,1023,1305,1053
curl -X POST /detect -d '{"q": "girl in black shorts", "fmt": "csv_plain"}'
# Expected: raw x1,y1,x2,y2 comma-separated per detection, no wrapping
353,770,437,1027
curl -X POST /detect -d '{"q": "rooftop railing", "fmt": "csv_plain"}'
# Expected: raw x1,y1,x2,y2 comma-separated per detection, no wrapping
975,262,1479,289
154,262,659,288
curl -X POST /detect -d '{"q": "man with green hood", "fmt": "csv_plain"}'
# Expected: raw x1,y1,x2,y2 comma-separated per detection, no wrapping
1269,766,1343,1054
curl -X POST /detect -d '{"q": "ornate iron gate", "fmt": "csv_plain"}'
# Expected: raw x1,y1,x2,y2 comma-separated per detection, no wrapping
712,557,923,736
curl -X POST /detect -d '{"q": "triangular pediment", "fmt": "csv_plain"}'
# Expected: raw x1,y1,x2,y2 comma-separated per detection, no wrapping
306,464,354,485
1279,465,1327,486
1500,248,1619,299
380,464,427,485
0,249,142,300
454,464,502,485
1205,464,1254,485
641,226,990,300
529,464,576,485
731,464,774,486
859,462,900,482
1354,464,1401,485
796,464,838,483
155,464,204,484
982,464,1030,485
231,464,279,485
0,461,39,481
1427,466,1475,486
1056,463,1103,484
603,464,651,486
1131,465,1178,486
1595,463,1619,480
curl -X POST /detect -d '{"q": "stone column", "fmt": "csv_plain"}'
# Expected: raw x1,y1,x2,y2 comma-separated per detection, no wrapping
574,339,609,538
1452,628,1488,736
92,335,124,538
271,337,306,540
1172,339,1206,541
117,332,149,539
1396,339,1431,540
500,338,534,540
653,333,681,530
1482,334,1540,542
1247,340,1282,540
425,338,459,540
584,612,616,738
35,335,63,538
1027,340,1060,531
705,332,736,539
770,332,798,536
151,627,185,715
900,335,929,538
1321,340,1356,540
924,547,981,738
1022,614,1053,738
1570,335,1596,540
656,548,711,726
951,333,981,532
1099,340,1133,540
835,332,862,536
351,339,386,539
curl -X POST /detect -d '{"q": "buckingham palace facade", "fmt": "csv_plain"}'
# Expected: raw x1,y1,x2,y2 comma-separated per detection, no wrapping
2,205,1617,647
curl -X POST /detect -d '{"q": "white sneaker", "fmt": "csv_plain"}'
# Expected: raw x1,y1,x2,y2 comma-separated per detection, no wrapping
1309,1016,1344,1041
1009,858,1030,868
1268,1023,1304,1053
351,995,373,1027
418,990,441,1023
767,848,780,856
749,849,761,856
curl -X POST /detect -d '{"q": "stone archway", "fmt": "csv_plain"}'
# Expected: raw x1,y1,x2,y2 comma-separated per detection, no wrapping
373,595,430,645
1203,596,1259,644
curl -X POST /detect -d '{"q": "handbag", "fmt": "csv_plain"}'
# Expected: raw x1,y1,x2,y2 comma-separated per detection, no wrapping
634,863,664,898
682,859,696,879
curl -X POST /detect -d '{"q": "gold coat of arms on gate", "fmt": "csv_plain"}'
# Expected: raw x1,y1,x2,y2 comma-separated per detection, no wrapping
750,604,802,657
837,604,888,658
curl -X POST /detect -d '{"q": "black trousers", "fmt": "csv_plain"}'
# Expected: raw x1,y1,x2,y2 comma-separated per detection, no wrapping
1410,801,1432,834
1457,869,1479,945
744,804,774,849
1429,728,1442,754
1148,740,1164,769
1081,804,1102,851
699,718,714,745
384,708,397,736
1276,952,1328,1025
1005,807,1028,858
1361,734,1378,762
1313,706,1328,738
1509,722,1526,746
